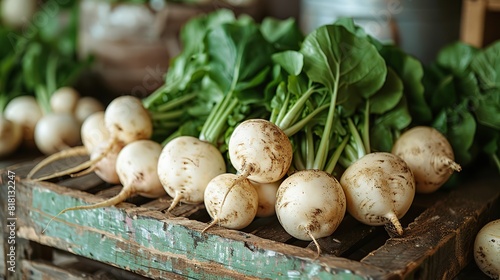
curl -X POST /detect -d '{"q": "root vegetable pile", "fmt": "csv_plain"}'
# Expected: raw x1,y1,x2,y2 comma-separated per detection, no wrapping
20,9,500,265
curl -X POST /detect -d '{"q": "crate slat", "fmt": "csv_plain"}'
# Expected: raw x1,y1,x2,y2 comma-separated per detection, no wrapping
13,180,393,279
2,155,499,279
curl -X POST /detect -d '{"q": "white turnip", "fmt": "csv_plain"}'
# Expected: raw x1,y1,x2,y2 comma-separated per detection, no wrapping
27,111,109,180
34,112,81,155
275,170,346,256
157,136,226,212
251,179,280,218
474,219,500,279
340,152,415,236
46,140,165,224
391,126,461,194
4,95,43,148
75,96,105,123
0,115,23,157
228,119,293,183
29,95,152,181
203,173,258,230
50,87,80,114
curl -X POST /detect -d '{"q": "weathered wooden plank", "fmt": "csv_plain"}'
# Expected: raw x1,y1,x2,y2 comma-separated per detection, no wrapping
15,180,393,279
361,175,500,279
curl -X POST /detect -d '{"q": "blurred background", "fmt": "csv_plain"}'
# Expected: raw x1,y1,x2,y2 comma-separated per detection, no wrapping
1,0,499,100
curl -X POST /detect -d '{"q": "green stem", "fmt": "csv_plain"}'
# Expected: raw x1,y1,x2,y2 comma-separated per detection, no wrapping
142,83,168,109
46,53,58,95
325,135,349,174
347,117,366,160
313,64,340,170
278,87,315,130
151,110,185,121
35,85,51,114
155,92,197,112
282,104,329,137
363,101,371,154
305,126,315,170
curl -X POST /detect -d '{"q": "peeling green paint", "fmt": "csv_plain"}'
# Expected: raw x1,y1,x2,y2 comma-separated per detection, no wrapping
25,185,377,279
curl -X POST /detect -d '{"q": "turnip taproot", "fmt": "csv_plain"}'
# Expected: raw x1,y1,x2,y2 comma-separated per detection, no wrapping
4,95,43,147
157,136,226,212
275,170,346,256
391,126,461,193
203,173,258,231
229,119,293,184
340,152,415,236
474,219,500,279
44,140,165,231
0,115,22,157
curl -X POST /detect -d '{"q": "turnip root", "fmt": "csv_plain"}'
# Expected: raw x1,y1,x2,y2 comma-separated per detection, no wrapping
46,140,165,227
29,95,152,181
75,96,105,123
391,126,461,194
275,170,346,256
228,119,293,183
340,152,415,236
34,112,81,155
4,95,43,147
80,111,109,152
50,87,80,114
0,115,23,157
157,136,226,212
79,141,122,184
474,219,500,279
27,111,109,180
203,173,258,231
250,179,280,218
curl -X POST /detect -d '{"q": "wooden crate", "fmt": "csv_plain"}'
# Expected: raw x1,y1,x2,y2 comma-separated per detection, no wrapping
1,155,499,279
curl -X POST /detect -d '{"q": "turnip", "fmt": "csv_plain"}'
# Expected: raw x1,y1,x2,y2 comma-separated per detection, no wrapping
275,170,346,256
0,115,23,157
27,111,109,180
228,119,293,184
340,152,415,236
4,95,43,148
29,95,152,180
34,112,81,155
203,173,259,231
474,219,500,279
45,140,166,229
1,0,37,29
73,141,122,184
251,179,280,218
391,126,462,194
157,136,226,212
75,96,105,123
80,111,109,152
50,87,80,114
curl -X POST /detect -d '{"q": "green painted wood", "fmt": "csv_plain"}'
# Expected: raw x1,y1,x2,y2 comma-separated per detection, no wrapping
16,180,391,280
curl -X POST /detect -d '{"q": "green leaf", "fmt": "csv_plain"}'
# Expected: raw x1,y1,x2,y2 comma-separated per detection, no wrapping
471,40,500,91
380,45,432,123
437,42,478,74
371,97,412,152
370,67,404,114
206,22,274,93
272,51,303,76
260,17,304,51
473,89,500,129
301,24,386,99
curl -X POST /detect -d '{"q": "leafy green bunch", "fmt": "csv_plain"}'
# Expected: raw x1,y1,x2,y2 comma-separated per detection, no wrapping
422,41,500,173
